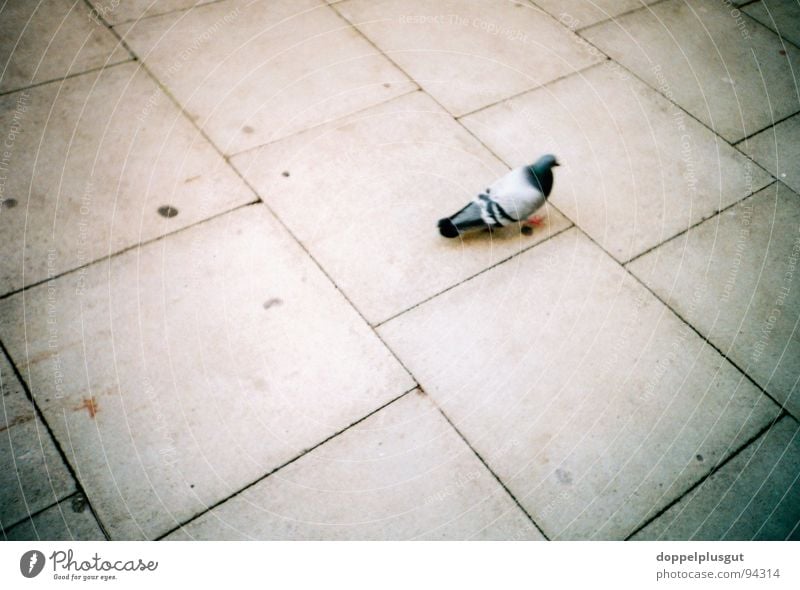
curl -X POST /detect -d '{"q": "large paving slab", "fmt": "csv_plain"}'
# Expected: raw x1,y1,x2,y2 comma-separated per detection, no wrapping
334,0,602,116
378,228,780,540
117,0,416,155
628,182,800,420
167,392,543,540
533,0,661,30
743,0,800,48
461,62,771,263
91,0,216,26
739,113,800,195
1,350,75,531
4,494,105,541
232,91,571,325
0,205,414,540
0,0,129,94
634,415,800,540
582,0,800,143
0,62,255,296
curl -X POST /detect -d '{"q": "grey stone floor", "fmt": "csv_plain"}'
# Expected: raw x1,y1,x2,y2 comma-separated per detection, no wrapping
1,0,798,541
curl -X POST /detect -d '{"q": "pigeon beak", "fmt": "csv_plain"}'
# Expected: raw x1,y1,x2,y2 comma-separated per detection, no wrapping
554,160,560,167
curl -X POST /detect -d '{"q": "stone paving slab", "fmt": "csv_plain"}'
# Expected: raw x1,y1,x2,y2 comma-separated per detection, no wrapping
533,0,661,30
743,0,800,49
634,415,800,540
232,91,571,325
91,0,216,26
628,182,800,420
117,0,416,156
378,228,780,539
582,0,800,143
739,113,800,195
167,392,543,540
0,62,255,296
4,494,105,541
0,0,130,94
1,351,75,531
461,62,771,263
0,204,414,540
334,0,603,117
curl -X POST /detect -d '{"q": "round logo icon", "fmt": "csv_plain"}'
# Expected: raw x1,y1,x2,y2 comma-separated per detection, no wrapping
20,550,46,578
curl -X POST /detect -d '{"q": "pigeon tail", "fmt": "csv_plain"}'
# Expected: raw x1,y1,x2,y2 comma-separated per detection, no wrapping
438,201,491,237
438,218,460,238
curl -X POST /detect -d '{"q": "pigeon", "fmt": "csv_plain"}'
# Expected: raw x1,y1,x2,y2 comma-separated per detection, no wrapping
438,154,559,238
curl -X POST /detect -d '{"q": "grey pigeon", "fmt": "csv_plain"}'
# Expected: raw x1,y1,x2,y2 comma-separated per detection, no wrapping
438,154,559,238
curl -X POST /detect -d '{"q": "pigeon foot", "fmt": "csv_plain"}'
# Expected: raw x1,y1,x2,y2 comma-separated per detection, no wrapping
526,215,545,227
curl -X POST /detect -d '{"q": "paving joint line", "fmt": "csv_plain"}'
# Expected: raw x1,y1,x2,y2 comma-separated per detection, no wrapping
0,491,84,538
0,198,259,301
0,340,111,540
623,180,778,266
552,0,674,34
433,405,551,540
734,110,800,146
625,410,787,540
223,88,421,161
155,386,419,540
375,222,575,328
0,59,135,98
96,0,232,28
455,60,608,120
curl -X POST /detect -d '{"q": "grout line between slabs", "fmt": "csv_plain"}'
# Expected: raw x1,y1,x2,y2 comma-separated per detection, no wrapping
455,60,609,120
625,410,787,540
97,0,232,28
375,222,575,328
0,340,111,540
734,110,800,146
224,87,421,161
623,180,778,266
0,198,259,301
0,491,88,539
433,406,551,540
155,386,419,540
0,60,135,98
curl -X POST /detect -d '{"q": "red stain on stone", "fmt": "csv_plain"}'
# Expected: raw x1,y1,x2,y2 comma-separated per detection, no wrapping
75,397,99,418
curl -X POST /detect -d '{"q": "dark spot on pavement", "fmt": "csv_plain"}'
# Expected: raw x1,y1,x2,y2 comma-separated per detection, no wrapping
263,298,283,310
2,198,18,209
281,171,290,177
71,495,88,513
184,175,201,184
696,454,704,462
521,225,534,236
190,484,195,489
780,49,786,55
383,83,391,88
242,125,254,134
158,205,179,218
555,468,572,484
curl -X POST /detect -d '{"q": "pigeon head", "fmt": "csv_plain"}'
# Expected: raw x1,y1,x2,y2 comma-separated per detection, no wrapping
526,154,559,197
531,154,560,172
